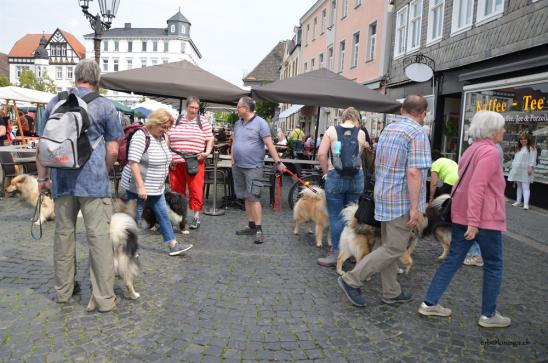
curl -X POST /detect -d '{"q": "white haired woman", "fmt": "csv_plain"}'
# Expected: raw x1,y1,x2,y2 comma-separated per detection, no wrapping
418,111,510,328
121,109,193,256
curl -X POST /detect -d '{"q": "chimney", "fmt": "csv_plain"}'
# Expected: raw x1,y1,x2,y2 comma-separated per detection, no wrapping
124,23,131,29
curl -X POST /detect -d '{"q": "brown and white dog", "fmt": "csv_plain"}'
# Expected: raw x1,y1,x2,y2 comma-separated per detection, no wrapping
6,174,55,225
293,186,332,248
86,198,141,312
336,203,428,276
424,194,453,260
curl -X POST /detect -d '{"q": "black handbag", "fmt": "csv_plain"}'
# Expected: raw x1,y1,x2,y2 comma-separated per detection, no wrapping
439,156,473,223
182,153,200,175
171,148,200,175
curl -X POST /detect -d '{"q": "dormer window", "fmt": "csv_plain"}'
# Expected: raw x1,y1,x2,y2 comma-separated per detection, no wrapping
170,24,175,33
181,25,186,34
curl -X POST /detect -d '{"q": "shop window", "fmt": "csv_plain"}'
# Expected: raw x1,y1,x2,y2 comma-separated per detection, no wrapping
461,80,548,185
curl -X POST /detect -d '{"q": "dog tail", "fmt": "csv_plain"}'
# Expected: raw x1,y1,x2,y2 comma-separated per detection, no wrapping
341,203,359,226
110,213,139,252
430,194,451,210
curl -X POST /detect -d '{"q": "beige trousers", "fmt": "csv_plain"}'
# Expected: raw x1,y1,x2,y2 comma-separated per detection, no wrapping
342,214,411,299
54,196,115,311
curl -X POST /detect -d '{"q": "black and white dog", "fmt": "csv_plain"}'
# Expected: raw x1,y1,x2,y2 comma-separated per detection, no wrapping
141,191,189,234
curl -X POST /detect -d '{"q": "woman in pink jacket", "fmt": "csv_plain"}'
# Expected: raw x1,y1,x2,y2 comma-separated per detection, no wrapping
418,111,511,328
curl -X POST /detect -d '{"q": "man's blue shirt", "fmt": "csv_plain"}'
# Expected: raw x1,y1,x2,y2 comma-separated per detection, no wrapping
232,115,271,168
40,87,123,198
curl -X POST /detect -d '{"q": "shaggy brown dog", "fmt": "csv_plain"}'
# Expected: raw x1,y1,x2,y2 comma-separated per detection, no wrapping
424,194,453,260
336,203,428,275
6,174,55,224
293,186,332,247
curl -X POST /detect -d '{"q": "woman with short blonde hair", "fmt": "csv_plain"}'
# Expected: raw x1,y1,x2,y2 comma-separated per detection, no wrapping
121,108,193,256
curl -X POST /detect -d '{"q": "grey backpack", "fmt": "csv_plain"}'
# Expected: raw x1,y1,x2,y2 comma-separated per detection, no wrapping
38,91,102,169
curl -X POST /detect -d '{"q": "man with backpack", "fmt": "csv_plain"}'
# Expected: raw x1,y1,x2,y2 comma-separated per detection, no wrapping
36,59,123,313
337,95,431,307
317,107,368,267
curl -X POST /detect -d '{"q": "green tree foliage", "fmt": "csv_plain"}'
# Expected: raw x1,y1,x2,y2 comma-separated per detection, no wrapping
214,111,239,125
255,101,277,122
18,69,56,93
0,75,10,87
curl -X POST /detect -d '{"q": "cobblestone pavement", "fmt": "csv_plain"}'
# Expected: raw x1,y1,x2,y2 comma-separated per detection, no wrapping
0,184,547,362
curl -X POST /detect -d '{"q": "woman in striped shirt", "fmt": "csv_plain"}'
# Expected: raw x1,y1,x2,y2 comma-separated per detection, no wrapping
168,96,214,230
121,109,193,256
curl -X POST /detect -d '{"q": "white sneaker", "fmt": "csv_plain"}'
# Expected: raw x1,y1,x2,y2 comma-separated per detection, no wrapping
511,202,521,207
523,205,529,210
418,302,452,317
478,311,511,328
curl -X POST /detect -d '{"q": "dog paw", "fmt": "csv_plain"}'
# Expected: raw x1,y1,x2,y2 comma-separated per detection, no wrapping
397,267,405,274
151,225,159,231
128,292,140,300
293,230,298,235
307,230,314,234
182,230,190,235
316,242,322,248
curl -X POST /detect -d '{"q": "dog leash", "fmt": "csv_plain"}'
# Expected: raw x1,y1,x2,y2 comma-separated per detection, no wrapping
31,191,46,240
284,169,317,193
273,173,282,212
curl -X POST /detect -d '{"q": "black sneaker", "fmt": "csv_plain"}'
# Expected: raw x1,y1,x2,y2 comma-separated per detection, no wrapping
236,227,256,236
189,217,200,229
254,230,264,244
381,290,414,305
337,277,365,307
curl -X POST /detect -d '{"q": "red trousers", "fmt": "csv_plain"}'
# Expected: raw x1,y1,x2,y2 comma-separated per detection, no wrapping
169,162,205,211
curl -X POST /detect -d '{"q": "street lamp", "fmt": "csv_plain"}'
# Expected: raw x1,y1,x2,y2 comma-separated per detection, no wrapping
79,0,120,64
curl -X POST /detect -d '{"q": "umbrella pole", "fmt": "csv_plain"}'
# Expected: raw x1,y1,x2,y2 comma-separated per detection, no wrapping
312,107,320,160
179,99,183,115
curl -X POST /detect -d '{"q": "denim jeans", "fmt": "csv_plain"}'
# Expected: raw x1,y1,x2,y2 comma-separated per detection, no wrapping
325,169,364,250
424,224,504,317
126,191,176,243
469,242,481,256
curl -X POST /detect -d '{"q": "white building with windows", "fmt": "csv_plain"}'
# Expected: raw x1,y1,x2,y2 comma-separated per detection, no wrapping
84,9,202,105
8,29,85,92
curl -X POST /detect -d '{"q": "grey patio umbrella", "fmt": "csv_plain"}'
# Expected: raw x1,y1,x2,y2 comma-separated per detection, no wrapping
251,68,401,158
100,60,249,107
251,68,401,113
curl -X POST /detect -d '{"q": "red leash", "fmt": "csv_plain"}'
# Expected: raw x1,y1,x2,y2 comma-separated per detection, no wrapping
284,169,317,193
273,173,282,212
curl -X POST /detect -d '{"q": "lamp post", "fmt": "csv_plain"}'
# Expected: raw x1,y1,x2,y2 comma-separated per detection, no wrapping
79,0,120,64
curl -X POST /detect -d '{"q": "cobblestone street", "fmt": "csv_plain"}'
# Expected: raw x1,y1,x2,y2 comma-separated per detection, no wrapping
0,183,547,362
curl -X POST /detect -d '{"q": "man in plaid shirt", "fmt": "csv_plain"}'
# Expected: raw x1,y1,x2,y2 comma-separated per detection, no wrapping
338,95,432,307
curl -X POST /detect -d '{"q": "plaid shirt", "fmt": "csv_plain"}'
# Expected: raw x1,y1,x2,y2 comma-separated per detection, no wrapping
374,116,431,221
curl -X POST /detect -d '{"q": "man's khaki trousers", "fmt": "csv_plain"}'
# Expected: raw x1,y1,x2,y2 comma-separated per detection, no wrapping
54,196,115,311
342,214,412,299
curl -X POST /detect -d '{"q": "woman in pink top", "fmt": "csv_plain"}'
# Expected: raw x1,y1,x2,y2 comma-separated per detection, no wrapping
168,97,214,230
418,111,511,328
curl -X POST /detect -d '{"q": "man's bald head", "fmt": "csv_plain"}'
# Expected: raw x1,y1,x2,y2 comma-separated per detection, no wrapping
400,95,428,124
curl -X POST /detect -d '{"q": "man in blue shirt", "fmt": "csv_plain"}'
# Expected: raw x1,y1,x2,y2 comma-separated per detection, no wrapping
232,97,286,244
36,60,123,312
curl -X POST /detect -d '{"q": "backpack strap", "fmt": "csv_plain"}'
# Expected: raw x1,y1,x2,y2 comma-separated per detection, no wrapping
196,116,202,130
81,92,100,104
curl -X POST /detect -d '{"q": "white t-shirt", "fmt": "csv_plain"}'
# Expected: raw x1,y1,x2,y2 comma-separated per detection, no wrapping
121,129,172,195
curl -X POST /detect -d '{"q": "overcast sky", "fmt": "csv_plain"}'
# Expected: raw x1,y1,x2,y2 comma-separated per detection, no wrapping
0,0,315,87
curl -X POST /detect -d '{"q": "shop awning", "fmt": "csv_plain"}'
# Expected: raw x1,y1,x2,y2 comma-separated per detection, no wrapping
278,104,304,119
